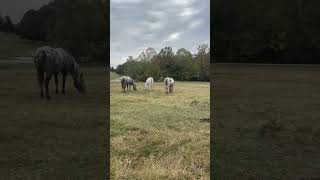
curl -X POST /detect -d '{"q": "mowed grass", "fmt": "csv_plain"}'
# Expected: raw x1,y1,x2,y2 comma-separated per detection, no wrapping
110,79,210,179
0,32,43,58
0,62,107,179
213,63,320,179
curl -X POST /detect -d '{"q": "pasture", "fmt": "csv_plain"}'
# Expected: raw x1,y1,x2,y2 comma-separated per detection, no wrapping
0,62,106,179
110,78,210,179
0,32,43,58
213,63,320,179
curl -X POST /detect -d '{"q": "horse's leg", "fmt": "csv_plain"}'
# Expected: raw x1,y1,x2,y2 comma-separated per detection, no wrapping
62,73,66,94
54,73,58,94
37,70,44,98
45,74,52,100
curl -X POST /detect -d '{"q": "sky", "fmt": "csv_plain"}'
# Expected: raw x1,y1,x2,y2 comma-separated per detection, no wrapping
0,0,50,23
110,0,210,68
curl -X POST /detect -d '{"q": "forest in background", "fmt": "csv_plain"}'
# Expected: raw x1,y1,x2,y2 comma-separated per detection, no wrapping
0,0,107,62
114,44,210,82
213,0,320,63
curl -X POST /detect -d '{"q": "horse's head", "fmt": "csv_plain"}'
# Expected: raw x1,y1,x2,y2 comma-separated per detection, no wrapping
74,72,86,93
133,82,137,91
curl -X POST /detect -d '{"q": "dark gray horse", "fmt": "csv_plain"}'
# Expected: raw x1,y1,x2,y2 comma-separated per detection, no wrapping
33,46,86,99
120,76,137,92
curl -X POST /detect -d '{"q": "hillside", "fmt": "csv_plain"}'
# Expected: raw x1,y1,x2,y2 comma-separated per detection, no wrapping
110,71,121,81
0,32,43,58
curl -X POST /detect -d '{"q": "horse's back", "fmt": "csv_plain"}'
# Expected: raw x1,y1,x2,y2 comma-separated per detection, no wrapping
55,48,77,73
34,46,76,75
34,46,56,73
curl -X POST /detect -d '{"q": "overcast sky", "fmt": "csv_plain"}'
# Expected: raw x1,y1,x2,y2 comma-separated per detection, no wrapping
110,0,210,68
0,0,50,23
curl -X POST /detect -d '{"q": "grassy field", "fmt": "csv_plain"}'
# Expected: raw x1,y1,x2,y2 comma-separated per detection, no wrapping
110,71,120,80
0,62,107,179
213,63,320,179
110,78,210,179
0,32,44,58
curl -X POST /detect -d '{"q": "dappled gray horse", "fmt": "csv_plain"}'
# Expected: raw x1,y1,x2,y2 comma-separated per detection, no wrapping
34,46,86,99
164,77,174,94
120,76,137,92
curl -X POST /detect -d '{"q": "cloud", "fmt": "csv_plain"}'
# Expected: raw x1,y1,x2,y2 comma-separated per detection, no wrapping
163,32,181,43
110,0,210,67
147,10,167,19
111,0,143,4
143,21,164,31
188,19,204,29
164,0,197,7
179,7,200,17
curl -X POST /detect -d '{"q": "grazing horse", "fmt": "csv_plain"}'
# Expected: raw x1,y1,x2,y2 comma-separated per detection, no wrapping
144,77,154,91
164,77,174,94
120,76,137,92
33,46,86,99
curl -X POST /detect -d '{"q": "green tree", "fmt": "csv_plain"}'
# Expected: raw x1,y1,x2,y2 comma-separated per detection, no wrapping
174,48,194,80
16,0,107,61
0,14,3,31
155,46,175,77
195,44,210,81
3,15,15,33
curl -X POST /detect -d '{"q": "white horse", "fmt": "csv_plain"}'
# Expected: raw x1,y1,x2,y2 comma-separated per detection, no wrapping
144,77,154,91
164,77,174,94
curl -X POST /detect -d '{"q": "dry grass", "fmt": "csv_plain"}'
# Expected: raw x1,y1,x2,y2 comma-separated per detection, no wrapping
213,63,320,179
0,63,106,179
110,80,210,179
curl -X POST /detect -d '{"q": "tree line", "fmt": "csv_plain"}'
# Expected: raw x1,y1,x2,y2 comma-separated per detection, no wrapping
0,0,107,62
0,14,15,33
213,0,320,64
114,44,210,82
